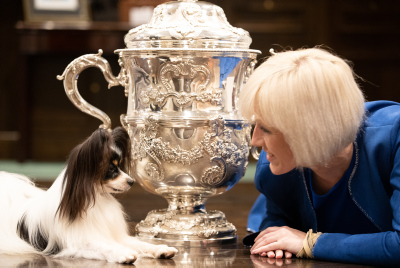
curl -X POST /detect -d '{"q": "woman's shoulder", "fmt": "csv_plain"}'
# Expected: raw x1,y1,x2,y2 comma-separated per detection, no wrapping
361,101,400,162
365,101,400,127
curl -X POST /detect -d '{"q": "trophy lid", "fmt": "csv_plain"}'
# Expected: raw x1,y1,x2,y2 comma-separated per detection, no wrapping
124,0,253,50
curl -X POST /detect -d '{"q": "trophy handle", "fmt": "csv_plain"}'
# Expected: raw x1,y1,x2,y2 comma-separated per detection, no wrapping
57,49,123,130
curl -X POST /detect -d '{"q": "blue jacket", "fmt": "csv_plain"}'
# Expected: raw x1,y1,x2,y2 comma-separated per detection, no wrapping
247,101,400,265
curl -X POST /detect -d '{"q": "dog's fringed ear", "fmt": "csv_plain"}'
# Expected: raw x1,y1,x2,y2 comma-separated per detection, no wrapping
58,128,113,223
112,127,131,173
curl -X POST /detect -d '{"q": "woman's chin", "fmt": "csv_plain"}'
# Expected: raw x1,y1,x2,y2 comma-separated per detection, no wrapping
269,164,296,175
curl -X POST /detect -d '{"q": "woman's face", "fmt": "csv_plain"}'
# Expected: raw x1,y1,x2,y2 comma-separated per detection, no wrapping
252,122,297,175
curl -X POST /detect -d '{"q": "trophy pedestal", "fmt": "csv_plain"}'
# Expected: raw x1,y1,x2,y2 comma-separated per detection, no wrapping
135,208,238,246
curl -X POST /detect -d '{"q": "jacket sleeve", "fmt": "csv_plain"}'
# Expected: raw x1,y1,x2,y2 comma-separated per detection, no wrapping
313,231,400,265
246,194,267,233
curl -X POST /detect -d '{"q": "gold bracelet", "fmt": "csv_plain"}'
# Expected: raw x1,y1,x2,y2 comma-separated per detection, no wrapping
296,229,322,258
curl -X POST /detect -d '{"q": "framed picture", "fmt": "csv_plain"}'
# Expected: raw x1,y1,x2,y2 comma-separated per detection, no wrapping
23,0,90,22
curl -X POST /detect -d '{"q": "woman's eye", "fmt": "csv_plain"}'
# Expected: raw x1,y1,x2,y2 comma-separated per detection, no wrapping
259,125,271,134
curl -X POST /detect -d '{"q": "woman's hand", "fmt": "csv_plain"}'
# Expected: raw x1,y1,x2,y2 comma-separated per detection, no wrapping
250,226,306,258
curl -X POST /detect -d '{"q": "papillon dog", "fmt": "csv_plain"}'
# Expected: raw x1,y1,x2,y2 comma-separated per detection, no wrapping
0,127,177,264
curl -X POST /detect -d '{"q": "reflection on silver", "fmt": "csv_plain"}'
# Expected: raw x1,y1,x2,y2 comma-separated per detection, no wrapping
58,0,260,245
251,146,260,160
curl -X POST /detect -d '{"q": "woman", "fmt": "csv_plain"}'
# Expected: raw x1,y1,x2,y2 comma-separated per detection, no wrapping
239,47,400,265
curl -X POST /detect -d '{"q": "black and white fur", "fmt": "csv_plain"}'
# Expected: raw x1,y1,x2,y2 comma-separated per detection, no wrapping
0,127,177,264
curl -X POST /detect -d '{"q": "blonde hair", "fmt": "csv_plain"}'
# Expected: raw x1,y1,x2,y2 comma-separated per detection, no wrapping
239,48,365,167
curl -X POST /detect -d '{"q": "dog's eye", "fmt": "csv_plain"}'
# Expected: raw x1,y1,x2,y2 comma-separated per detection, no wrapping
109,164,117,172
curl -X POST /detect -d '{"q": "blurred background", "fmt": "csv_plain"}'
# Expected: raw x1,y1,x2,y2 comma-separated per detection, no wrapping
0,0,399,180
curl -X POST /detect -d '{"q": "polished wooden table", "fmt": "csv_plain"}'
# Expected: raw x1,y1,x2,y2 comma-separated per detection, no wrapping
0,182,372,267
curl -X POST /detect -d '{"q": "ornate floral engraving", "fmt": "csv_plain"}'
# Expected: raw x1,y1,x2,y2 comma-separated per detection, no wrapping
144,163,161,181
140,86,222,108
139,59,222,108
151,5,166,25
160,59,209,92
201,158,225,187
133,115,249,186
181,2,204,25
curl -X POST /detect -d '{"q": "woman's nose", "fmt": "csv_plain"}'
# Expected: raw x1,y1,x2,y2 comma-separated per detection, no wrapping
251,124,264,147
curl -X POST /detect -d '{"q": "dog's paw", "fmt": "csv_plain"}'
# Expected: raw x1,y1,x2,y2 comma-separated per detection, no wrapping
154,245,178,259
117,253,137,264
106,248,138,264
117,254,136,264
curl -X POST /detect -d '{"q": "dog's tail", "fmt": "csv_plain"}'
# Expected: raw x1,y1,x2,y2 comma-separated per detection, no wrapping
0,171,42,255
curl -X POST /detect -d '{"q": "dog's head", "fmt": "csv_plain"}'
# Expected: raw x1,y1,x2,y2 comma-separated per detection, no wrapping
58,127,133,222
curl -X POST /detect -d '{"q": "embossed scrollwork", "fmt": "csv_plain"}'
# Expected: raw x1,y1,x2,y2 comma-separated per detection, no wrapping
160,59,209,92
144,163,162,182
139,116,166,181
140,86,222,108
139,59,222,108
181,2,205,25
133,115,249,185
201,157,225,187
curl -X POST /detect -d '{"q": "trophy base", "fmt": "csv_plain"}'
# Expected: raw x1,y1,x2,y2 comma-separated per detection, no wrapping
135,209,238,247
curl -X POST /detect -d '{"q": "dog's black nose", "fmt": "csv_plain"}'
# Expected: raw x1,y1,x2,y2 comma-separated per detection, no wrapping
127,179,134,187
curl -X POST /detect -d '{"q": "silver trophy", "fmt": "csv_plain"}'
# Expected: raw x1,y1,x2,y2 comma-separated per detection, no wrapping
58,0,260,246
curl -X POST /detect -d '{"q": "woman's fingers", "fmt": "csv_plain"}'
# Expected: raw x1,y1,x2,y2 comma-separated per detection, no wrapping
274,249,284,259
267,251,275,258
251,226,306,255
252,232,278,250
252,248,292,261
254,226,281,242
259,251,267,257
251,241,280,255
